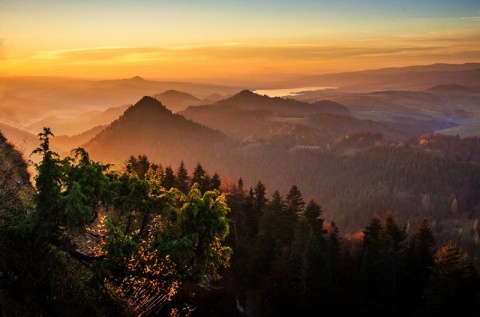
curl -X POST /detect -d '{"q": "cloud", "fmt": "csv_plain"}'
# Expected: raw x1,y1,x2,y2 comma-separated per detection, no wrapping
2,26,480,80
33,46,167,62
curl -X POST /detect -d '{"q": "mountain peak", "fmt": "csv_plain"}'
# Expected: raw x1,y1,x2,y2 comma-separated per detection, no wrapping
157,90,200,100
128,76,145,82
126,96,172,115
238,89,255,95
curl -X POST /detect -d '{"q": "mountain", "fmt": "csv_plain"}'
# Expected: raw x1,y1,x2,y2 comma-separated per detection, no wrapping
203,93,224,103
0,76,241,130
83,96,237,172
0,123,108,164
153,90,201,112
181,90,404,142
211,89,322,117
425,84,475,94
310,100,350,116
300,63,480,92
0,123,39,161
293,87,480,138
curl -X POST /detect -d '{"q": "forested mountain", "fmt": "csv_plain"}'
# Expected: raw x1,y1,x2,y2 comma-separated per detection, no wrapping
1,129,479,316
293,85,480,138
153,90,202,112
78,96,480,255
181,90,403,142
2,63,480,316
83,96,238,173
211,89,323,116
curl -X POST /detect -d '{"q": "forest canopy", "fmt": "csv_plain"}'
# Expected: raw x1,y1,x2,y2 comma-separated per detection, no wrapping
0,129,479,316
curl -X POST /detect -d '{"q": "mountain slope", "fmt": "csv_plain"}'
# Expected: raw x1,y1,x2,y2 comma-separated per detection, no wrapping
153,90,201,112
83,96,237,171
211,89,322,117
302,63,480,92
181,90,402,142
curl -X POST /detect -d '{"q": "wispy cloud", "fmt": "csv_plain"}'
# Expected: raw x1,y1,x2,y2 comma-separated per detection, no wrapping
1,27,479,80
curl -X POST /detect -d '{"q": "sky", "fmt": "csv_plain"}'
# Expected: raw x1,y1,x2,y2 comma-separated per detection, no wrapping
0,0,479,84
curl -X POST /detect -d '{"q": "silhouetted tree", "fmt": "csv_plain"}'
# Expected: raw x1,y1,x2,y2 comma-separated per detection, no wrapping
163,166,176,190
176,160,190,194
425,244,479,317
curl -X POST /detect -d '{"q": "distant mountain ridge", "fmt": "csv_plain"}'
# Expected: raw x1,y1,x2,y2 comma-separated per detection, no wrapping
210,89,323,117
302,63,480,92
153,90,201,112
180,90,407,143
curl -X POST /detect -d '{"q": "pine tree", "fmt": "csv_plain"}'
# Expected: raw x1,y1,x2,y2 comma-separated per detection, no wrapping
175,160,190,194
191,163,209,192
425,244,479,317
125,154,150,180
403,219,436,314
31,127,63,239
380,211,408,311
286,185,305,216
360,214,385,314
210,173,221,191
163,166,176,190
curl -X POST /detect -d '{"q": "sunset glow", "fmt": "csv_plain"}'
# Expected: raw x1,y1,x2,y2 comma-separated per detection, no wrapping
1,0,479,83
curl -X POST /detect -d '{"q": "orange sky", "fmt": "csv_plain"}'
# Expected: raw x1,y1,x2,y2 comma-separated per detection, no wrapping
1,1,479,84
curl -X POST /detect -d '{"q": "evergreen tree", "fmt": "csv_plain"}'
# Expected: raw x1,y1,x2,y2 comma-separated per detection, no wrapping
163,166,176,190
403,219,436,314
360,214,385,314
286,185,305,216
191,163,210,193
253,181,267,216
125,154,150,180
210,172,221,191
425,244,479,317
175,160,190,194
30,128,64,239
380,211,408,312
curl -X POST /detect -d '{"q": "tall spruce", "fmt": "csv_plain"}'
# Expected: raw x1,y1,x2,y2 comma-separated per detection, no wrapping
175,160,190,194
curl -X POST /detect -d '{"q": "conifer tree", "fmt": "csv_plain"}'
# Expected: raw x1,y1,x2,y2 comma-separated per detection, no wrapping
31,128,63,238
163,166,176,190
286,185,305,216
210,172,221,191
403,219,436,313
191,163,209,192
425,244,479,317
175,160,190,194
125,154,150,180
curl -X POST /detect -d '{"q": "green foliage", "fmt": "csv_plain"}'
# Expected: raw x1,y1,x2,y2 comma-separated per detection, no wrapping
30,127,64,238
158,184,232,281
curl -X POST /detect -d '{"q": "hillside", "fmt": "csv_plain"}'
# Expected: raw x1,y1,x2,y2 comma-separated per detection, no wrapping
181,90,405,142
301,63,480,92
80,97,480,245
83,96,238,172
212,89,323,117
0,123,106,164
153,90,202,112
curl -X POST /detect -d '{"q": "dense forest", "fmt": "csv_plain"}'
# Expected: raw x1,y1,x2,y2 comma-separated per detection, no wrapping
1,129,479,316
